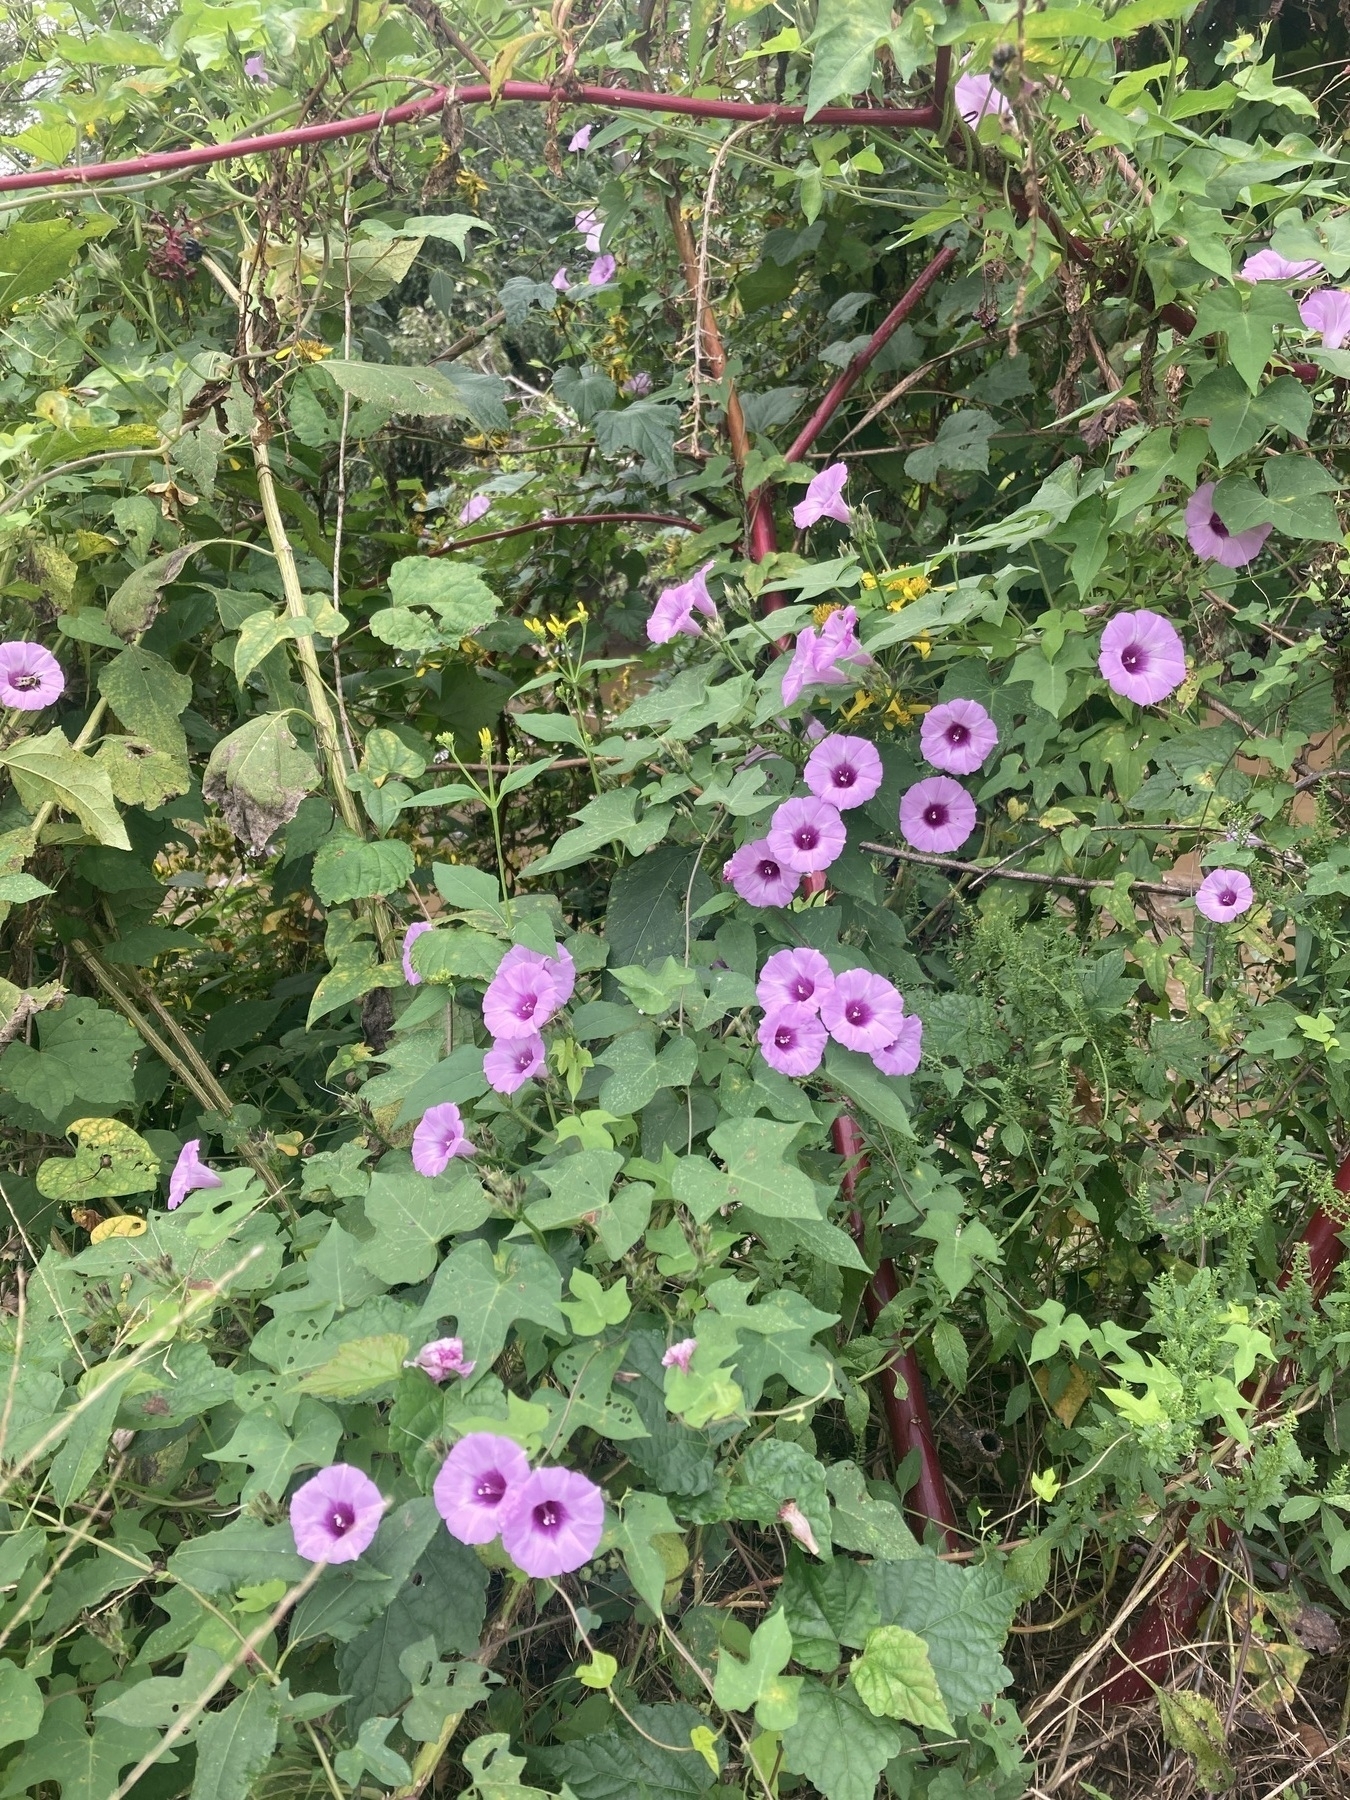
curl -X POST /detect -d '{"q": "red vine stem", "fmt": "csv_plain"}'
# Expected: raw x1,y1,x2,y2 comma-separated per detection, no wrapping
0,81,942,195
1094,1153,1350,1707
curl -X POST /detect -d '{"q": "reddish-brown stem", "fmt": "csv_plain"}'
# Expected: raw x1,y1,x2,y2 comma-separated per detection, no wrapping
0,81,942,195
1095,1150,1350,1707
428,511,702,553
747,246,959,552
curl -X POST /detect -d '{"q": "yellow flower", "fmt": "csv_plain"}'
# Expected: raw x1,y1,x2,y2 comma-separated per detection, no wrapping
885,574,932,610
860,572,879,591
913,637,932,659
456,168,489,204
523,617,547,636
843,690,874,721
812,602,844,627
275,337,331,365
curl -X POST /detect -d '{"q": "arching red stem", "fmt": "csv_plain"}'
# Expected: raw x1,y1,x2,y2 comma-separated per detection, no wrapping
1095,1150,1350,1708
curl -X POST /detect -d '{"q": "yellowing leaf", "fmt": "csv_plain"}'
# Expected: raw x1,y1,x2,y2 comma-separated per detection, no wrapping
89,1214,147,1243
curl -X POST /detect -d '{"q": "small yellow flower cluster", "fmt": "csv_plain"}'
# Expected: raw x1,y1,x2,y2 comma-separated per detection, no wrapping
456,168,489,205
844,688,932,730
275,338,331,364
860,571,931,607
524,604,589,642
812,601,844,627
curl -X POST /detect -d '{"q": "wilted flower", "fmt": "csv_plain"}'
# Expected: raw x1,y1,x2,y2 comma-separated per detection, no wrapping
1240,248,1323,283
756,946,834,1013
408,1337,476,1382
920,699,998,776
758,1003,828,1076
723,840,800,907
820,968,906,1054
661,1338,697,1372
434,1433,530,1545
873,1013,923,1077
766,796,847,874
793,462,851,530
290,1464,385,1564
778,1500,821,1557
459,492,491,526
498,1465,606,1577
411,1102,475,1176
0,641,64,711
1097,610,1187,705
782,606,872,707
1185,483,1271,569
623,371,654,395
588,254,617,286
899,776,977,854
647,563,718,644
1299,288,1350,350
167,1139,221,1211
804,733,883,809
402,920,432,985
484,1034,546,1094
1195,868,1254,923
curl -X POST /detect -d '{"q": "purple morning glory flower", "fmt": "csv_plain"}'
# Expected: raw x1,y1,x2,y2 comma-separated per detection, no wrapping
1240,248,1323,283
781,605,871,707
804,733,883,809
820,969,906,1055
290,1464,385,1564
459,492,491,526
484,1033,546,1094
1184,482,1272,569
568,124,594,151
756,946,834,1013
495,942,576,1006
723,840,800,908
793,462,851,530
757,1003,828,1076
623,372,653,395
872,1013,923,1077
588,253,617,286
167,1139,222,1211
411,1102,475,1177
647,562,718,645
575,208,603,251
1097,610,1188,705
1195,868,1254,923
402,920,432,985
244,52,270,85
955,70,1015,130
920,699,998,776
498,1464,606,1577
0,641,64,711
899,776,977,853
408,1337,475,1382
552,266,571,291
434,1432,531,1545
766,796,847,874
482,960,562,1041
1300,288,1350,349
662,1338,697,1372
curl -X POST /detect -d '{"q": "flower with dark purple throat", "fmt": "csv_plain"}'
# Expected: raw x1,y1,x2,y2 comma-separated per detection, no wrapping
482,960,562,1040
411,1102,475,1177
872,1013,923,1077
756,946,834,1013
1097,610,1187,705
290,1464,385,1563
920,698,998,776
898,776,977,854
723,840,800,907
819,968,906,1055
757,1003,828,1076
495,941,576,1006
1184,483,1271,570
434,1432,530,1545
0,642,64,711
167,1139,222,1210
1195,868,1254,923
803,733,883,808
484,1033,547,1094
792,462,851,530
408,1337,476,1382
646,563,718,645
766,796,847,874
498,1465,605,1577
402,920,432,985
